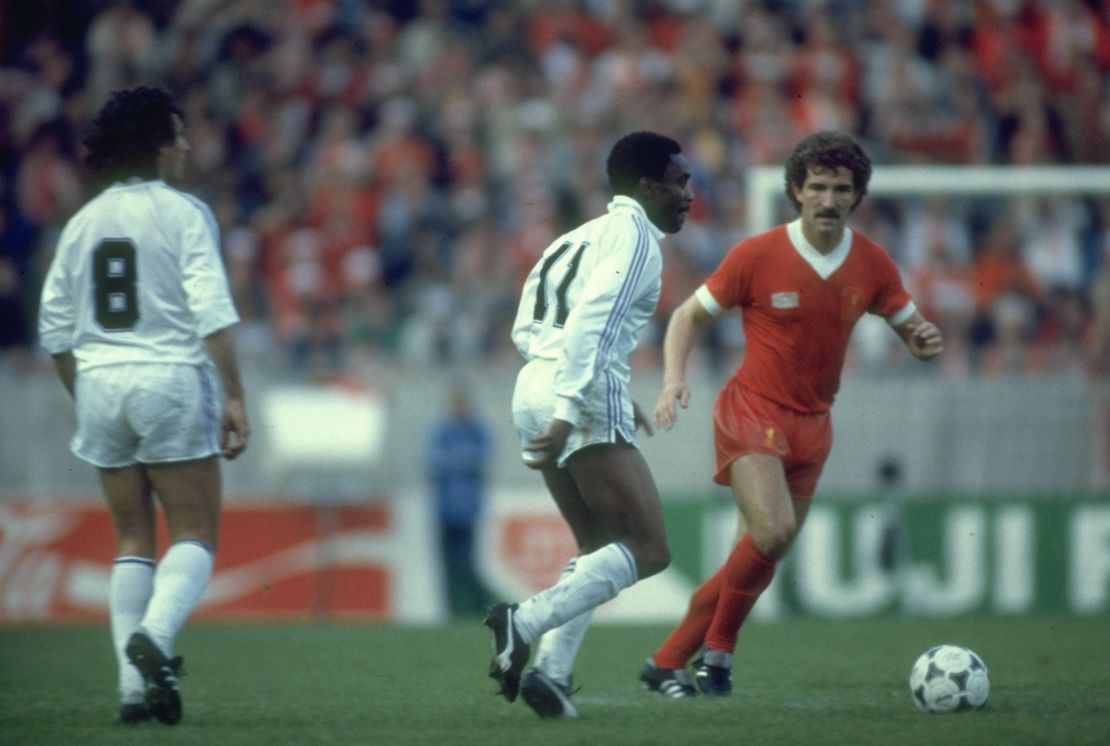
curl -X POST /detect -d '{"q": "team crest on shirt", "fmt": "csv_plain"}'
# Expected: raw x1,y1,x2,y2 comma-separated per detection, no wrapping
841,286,866,321
771,291,799,309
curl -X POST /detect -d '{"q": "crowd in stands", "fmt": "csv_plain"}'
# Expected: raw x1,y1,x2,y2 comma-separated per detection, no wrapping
2,0,1110,380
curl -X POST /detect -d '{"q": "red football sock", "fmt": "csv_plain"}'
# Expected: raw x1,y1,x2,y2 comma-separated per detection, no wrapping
651,565,725,669
704,533,776,653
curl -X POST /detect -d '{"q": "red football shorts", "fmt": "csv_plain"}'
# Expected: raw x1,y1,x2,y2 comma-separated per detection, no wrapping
711,379,832,499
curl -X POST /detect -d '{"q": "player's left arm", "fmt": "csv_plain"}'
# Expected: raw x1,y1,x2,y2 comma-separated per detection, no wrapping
204,326,249,459
892,309,943,361
871,245,942,362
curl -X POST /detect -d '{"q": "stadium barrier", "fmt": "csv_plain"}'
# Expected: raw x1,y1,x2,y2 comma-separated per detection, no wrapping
479,488,1110,620
2,368,1105,499
0,497,441,623
4,489,1106,623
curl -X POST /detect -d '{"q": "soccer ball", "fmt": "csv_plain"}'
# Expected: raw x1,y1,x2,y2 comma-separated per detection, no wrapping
908,644,989,713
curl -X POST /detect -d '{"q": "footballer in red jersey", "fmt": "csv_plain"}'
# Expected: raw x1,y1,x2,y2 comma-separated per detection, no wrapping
639,131,943,699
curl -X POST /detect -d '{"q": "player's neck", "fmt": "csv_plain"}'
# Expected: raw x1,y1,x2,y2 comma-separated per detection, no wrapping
800,224,844,255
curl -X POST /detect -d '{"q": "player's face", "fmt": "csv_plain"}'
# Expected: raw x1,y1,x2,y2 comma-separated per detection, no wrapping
793,165,857,251
158,115,189,182
644,154,694,234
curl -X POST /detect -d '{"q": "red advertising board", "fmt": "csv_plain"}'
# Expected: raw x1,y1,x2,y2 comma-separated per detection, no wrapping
0,500,394,622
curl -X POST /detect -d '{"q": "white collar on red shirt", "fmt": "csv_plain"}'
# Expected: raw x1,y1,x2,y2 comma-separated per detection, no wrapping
608,195,665,240
787,218,852,280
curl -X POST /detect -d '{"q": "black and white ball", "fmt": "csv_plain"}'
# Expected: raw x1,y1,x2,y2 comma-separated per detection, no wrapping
909,644,990,713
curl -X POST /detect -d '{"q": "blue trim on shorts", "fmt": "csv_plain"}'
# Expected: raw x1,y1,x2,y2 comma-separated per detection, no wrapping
198,366,219,453
114,556,155,567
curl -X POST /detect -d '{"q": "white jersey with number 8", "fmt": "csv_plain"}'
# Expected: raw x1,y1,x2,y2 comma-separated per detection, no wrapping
38,179,238,371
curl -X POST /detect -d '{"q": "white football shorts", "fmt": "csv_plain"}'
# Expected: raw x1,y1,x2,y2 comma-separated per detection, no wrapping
511,357,638,468
71,362,223,468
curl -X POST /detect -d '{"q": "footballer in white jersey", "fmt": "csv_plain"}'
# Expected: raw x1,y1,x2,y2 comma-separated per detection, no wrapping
511,195,665,462
39,179,239,372
37,86,248,726
488,132,692,718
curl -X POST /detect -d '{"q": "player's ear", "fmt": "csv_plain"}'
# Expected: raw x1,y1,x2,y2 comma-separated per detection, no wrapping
790,180,804,203
636,175,659,200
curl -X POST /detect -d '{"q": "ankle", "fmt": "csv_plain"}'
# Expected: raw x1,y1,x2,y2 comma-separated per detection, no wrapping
704,650,733,668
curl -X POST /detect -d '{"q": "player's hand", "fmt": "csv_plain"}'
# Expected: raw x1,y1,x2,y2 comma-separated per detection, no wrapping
523,418,573,470
633,400,654,436
220,398,250,460
653,381,689,431
907,322,944,361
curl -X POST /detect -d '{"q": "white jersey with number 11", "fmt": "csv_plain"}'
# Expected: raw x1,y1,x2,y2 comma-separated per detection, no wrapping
511,195,664,424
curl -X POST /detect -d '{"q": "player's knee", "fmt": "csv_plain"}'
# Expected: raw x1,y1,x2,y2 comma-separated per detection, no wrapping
752,519,798,558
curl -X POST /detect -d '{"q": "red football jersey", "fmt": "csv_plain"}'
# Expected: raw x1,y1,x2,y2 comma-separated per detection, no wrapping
702,221,913,413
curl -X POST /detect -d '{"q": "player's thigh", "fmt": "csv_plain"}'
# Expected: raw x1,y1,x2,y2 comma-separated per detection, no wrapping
565,443,666,549
98,464,157,556
144,457,222,547
728,452,796,553
540,465,609,552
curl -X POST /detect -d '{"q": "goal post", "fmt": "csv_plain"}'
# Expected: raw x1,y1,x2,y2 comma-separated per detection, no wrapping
746,165,1110,234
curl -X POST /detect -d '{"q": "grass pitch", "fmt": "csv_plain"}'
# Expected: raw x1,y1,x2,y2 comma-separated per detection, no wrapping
1,616,1106,746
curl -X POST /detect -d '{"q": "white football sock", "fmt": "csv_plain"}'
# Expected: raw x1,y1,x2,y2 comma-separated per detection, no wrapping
110,556,154,703
515,542,637,644
141,540,214,656
533,558,595,687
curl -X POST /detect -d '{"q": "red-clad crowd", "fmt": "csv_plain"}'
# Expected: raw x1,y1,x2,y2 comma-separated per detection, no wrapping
2,0,1109,378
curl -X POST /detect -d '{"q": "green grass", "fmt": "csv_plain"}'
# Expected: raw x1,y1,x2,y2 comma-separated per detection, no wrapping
1,616,1107,745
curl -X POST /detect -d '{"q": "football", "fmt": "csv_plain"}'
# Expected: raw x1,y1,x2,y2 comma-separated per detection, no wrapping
908,644,990,713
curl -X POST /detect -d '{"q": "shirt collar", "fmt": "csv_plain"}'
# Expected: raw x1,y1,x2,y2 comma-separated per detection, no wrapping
607,195,665,239
786,218,852,280
109,177,160,188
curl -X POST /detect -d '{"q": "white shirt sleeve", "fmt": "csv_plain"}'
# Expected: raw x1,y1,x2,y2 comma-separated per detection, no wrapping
886,300,918,326
694,284,724,317
178,199,239,338
511,267,541,358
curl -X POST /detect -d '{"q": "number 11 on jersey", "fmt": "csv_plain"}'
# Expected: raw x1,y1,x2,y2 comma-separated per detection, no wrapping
532,241,589,328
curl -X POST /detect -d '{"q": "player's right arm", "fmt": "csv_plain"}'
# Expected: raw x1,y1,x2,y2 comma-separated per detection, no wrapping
38,224,78,396
653,290,716,430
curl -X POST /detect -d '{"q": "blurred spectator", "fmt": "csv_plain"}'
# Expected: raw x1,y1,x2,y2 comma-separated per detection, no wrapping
901,196,973,270
424,384,492,618
1,0,1108,379
970,216,1043,373
907,238,976,376
1018,195,1089,294
0,256,30,352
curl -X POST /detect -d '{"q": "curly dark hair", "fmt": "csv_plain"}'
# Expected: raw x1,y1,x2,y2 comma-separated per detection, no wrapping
783,131,872,211
84,87,183,184
606,131,682,196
